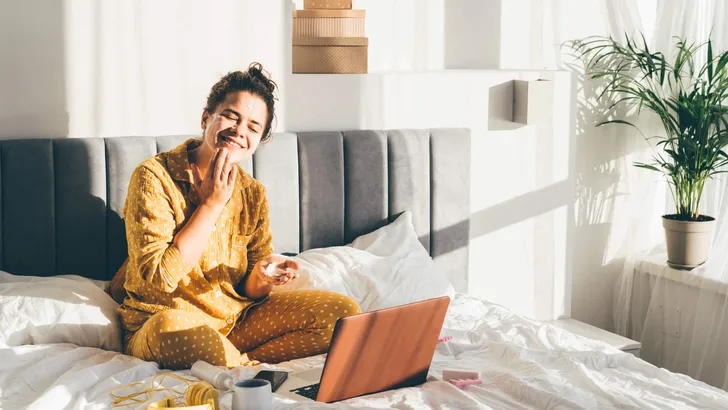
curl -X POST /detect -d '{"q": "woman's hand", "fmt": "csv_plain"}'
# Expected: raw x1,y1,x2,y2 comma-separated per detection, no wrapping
191,148,237,210
243,255,299,300
254,255,300,286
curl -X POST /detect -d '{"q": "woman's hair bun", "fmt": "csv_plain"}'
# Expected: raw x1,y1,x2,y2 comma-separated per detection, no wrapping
247,62,278,96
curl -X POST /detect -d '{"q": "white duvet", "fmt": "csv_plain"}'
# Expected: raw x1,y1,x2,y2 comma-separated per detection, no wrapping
2,293,728,410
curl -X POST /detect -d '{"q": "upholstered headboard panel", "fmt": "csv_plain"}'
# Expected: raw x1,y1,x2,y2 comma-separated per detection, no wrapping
0,129,471,292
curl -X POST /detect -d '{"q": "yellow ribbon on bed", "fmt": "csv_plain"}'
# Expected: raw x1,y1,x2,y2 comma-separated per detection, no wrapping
110,373,220,410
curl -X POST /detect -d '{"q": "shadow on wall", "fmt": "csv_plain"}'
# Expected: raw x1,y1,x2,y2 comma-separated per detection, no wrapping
471,181,571,238
0,2,68,138
569,66,648,331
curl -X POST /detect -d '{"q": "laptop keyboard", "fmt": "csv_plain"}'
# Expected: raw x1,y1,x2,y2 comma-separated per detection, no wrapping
291,382,320,400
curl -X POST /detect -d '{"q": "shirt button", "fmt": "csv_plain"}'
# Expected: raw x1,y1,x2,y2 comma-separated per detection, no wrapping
216,290,222,297
212,260,218,266
226,318,233,324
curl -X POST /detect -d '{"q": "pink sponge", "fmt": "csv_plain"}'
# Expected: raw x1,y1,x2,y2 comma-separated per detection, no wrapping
442,370,482,389
448,378,483,388
442,369,480,381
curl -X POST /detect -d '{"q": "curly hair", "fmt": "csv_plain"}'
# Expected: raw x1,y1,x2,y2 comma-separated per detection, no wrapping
204,62,279,143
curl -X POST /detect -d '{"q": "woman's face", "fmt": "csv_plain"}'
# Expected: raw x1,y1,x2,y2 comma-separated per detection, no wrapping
200,90,267,164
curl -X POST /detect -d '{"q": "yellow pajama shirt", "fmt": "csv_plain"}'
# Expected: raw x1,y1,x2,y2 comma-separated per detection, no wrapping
110,138,359,369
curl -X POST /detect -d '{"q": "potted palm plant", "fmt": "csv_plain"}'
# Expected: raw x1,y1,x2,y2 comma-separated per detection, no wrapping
568,34,728,269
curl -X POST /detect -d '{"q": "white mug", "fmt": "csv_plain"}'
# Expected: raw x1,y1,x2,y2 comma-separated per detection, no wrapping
232,379,273,410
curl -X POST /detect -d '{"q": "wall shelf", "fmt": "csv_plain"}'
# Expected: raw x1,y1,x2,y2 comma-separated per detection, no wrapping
285,70,561,132
487,79,554,131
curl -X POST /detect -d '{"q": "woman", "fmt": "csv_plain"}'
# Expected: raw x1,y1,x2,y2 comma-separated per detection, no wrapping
108,63,361,370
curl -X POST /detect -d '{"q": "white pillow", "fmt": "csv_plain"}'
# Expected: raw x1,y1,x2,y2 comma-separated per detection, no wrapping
347,211,456,310
0,271,122,351
273,246,376,299
349,211,431,258
277,211,456,312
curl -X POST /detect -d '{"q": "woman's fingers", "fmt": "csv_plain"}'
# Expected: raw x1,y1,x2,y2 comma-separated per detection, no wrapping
223,151,233,182
227,161,237,186
191,164,203,188
214,149,228,181
207,149,221,180
277,270,296,285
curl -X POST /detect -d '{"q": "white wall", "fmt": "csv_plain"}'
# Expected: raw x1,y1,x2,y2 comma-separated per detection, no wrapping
1,0,653,327
444,0,535,69
286,69,575,321
289,0,638,326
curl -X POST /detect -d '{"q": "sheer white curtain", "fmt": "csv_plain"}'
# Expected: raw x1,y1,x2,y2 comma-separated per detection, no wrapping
62,0,289,138
610,0,728,390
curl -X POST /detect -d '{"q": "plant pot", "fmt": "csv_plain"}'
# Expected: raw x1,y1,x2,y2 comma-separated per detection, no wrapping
662,215,716,269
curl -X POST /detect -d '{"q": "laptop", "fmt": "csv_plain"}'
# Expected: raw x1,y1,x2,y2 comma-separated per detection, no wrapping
277,296,451,403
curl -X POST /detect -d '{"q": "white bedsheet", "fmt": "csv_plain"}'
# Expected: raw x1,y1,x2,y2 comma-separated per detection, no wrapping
2,294,727,410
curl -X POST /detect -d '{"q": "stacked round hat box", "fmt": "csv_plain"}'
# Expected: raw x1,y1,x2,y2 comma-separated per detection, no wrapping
292,0,368,74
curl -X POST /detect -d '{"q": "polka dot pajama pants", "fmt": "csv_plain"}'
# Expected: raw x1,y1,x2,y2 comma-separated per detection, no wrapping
124,290,361,370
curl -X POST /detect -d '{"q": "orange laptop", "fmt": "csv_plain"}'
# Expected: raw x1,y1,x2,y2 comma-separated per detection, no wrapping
277,296,451,403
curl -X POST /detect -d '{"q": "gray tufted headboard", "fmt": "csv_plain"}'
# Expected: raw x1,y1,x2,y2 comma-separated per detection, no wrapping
0,128,471,292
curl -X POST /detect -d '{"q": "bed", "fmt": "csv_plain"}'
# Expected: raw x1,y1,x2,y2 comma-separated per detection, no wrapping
1,129,727,409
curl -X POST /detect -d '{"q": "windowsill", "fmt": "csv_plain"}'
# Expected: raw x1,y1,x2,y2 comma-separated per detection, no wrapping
634,247,728,296
548,318,641,352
